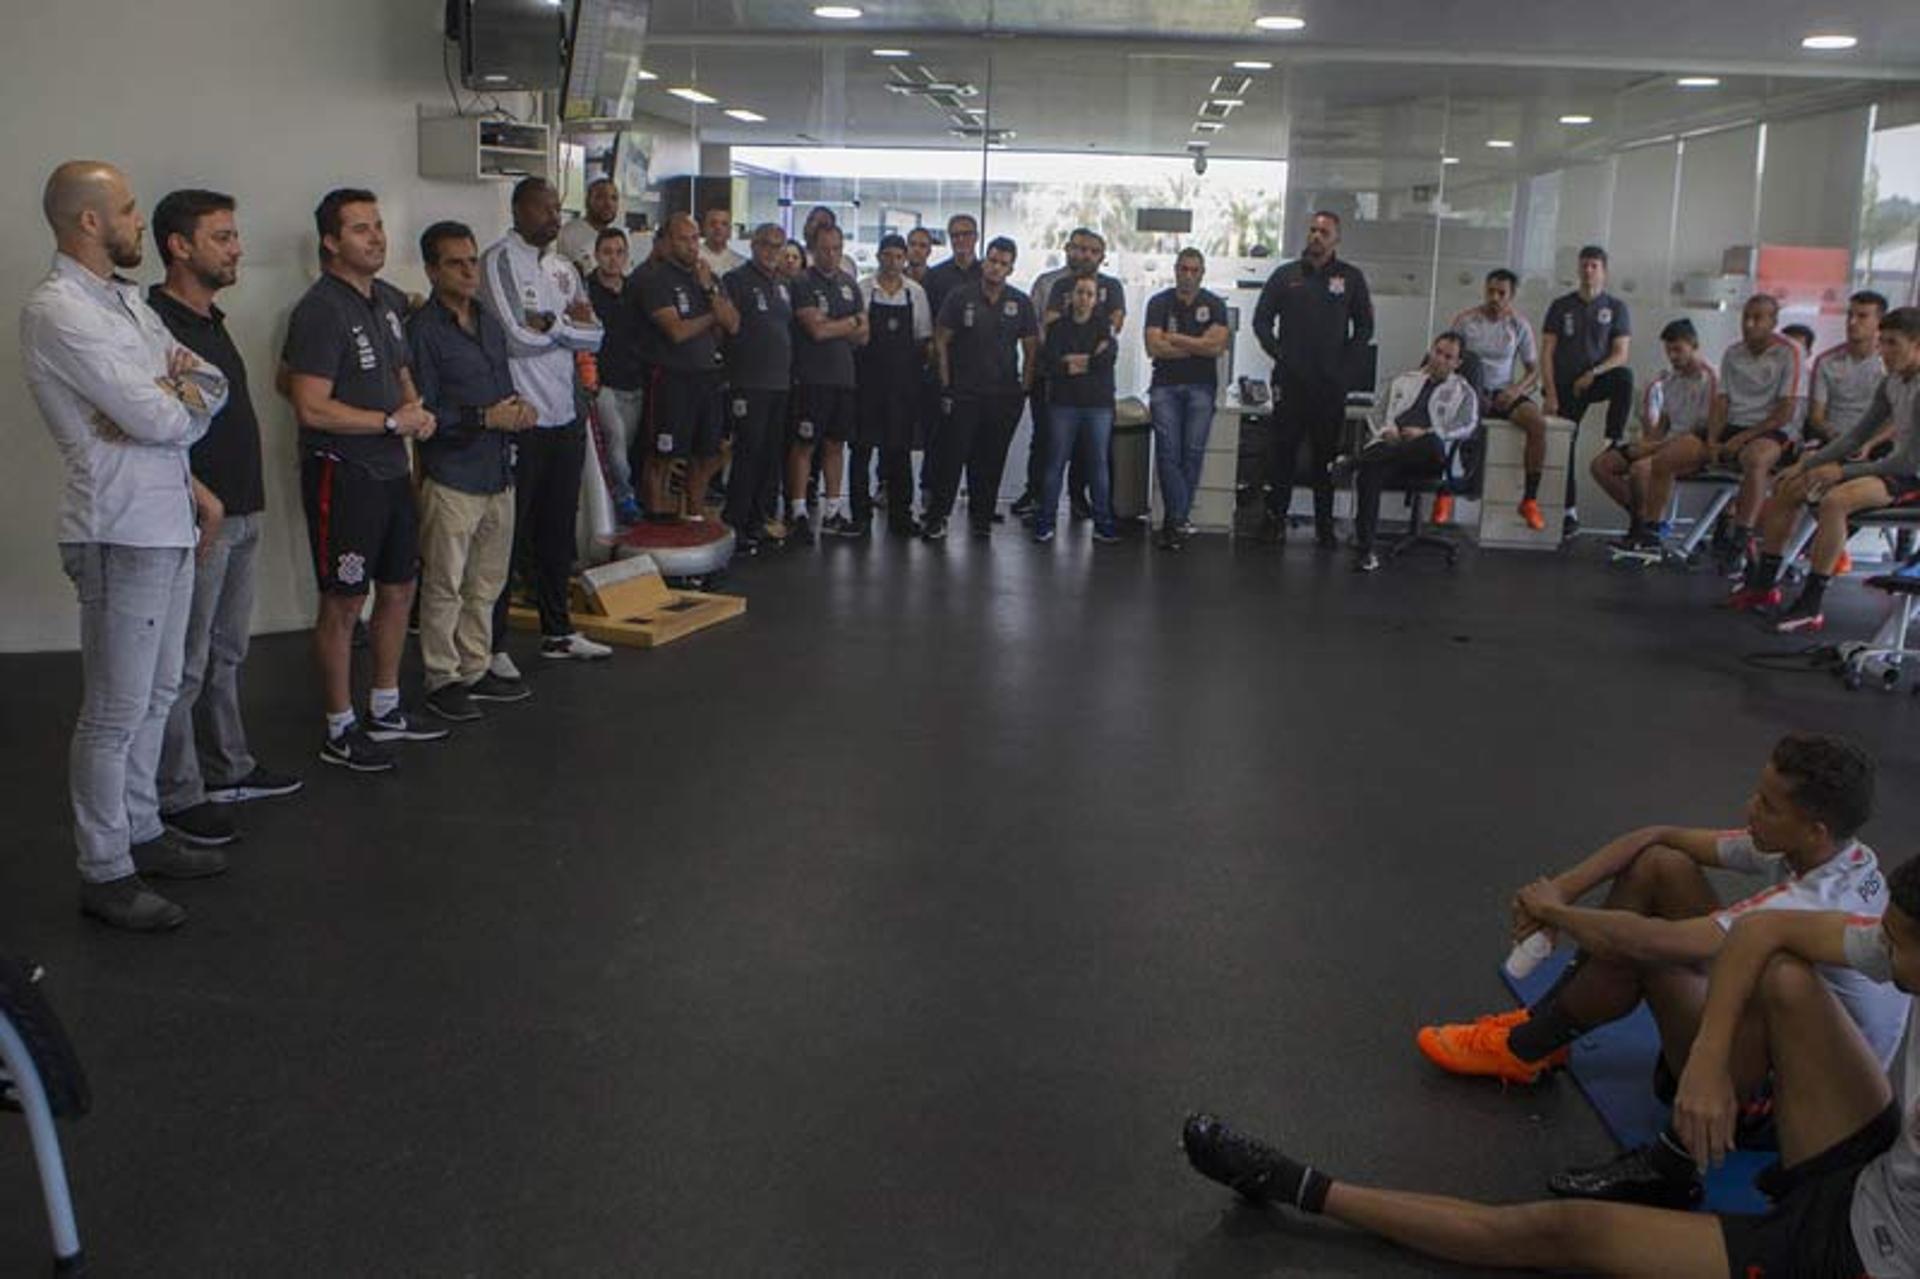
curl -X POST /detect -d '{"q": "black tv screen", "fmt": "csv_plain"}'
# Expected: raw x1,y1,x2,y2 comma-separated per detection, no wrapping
456,0,566,91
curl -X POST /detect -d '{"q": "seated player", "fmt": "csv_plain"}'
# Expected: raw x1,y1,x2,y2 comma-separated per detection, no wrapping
1182,871,1920,1279
1804,292,1890,454
1595,320,1715,555
1633,296,1800,573
1416,733,1905,1207
1450,269,1547,529
1731,305,1920,632
1335,330,1479,573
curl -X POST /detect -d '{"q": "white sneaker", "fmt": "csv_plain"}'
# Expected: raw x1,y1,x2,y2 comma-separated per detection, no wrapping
541,632,613,661
489,651,523,681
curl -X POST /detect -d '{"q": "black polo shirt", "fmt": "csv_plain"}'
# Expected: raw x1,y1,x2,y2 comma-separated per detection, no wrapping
721,261,793,392
633,258,720,375
924,256,983,319
586,273,646,392
406,296,515,496
146,286,264,516
1145,287,1228,388
1044,313,1117,407
282,271,412,479
1543,290,1631,385
790,266,862,389
1044,272,1127,332
1251,255,1374,388
937,282,1037,397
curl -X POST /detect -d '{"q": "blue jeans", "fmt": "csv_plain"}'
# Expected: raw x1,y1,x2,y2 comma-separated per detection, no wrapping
1150,383,1216,524
1040,405,1115,536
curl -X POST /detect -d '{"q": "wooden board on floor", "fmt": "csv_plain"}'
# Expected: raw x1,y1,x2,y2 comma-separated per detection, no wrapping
506,554,745,649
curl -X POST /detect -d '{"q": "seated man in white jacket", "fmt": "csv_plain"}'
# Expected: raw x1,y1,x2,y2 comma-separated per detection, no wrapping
1341,330,1480,572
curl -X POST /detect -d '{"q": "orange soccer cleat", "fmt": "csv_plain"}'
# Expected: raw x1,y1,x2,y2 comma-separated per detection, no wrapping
1835,550,1854,575
1430,493,1455,526
1518,498,1546,531
1416,1011,1569,1084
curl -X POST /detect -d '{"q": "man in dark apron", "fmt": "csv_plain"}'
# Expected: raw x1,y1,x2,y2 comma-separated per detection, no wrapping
856,233,933,536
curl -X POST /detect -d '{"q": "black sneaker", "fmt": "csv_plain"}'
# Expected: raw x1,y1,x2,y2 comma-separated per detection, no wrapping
425,682,483,723
131,833,228,880
888,515,923,539
1181,1113,1293,1205
1314,526,1339,550
321,722,397,772
1547,1143,1702,1208
365,708,452,743
789,513,816,546
970,521,993,539
1071,498,1093,521
1353,550,1382,573
467,671,530,703
920,517,949,542
204,764,303,804
1092,527,1122,545
1562,509,1581,539
1010,491,1037,517
1327,454,1356,484
1156,526,1183,551
822,512,860,538
80,876,186,932
162,802,237,847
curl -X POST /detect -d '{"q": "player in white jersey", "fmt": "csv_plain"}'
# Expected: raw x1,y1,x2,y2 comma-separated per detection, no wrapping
1180,853,1920,1279
1808,291,1891,451
1596,319,1716,553
1450,269,1549,529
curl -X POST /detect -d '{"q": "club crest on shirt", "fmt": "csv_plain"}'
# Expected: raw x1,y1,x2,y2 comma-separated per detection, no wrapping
840,284,854,302
1328,277,1346,297
1195,306,1210,323
335,552,366,586
1003,300,1018,317
1598,307,1613,325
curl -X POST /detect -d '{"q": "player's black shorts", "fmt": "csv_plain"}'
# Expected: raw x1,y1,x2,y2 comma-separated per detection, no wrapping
647,368,724,459
1880,473,1920,505
300,452,418,597
1719,1102,1895,1279
789,383,859,445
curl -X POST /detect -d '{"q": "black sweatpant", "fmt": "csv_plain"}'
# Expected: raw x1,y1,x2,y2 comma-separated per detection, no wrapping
851,444,913,525
927,392,1026,528
724,389,785,535
492,421,584,647
1268,374,1348,535
1353,432,1446,552
1553,366,1635,509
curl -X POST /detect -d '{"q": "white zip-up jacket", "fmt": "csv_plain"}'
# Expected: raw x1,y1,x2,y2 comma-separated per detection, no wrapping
1368,368,1479,448
479,231,603,427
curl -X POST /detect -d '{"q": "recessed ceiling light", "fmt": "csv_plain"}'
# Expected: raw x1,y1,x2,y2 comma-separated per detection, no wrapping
871,47,911,57
1485,138,1514,149
1801,33,1858,50
1559,113,1593,125
634,69,658,81
1676,76,1721,87
1188,140,1211,150
813,5,863,18
668,87,719,105
1193,121,1223,133
481,74,510,84
1442,156,1461,165
1253,15,1306,31
724,108,767,123
1234,60,1274,70
1212,98,1245,108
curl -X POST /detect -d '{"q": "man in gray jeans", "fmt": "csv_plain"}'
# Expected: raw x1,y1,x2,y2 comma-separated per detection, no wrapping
146,189,303,848
21,161,233,931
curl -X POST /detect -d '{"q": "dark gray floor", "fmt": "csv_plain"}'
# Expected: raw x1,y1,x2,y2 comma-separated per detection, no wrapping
4,528,1920,1278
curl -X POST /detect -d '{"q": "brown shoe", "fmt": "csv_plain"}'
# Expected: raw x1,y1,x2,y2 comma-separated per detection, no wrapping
80,875,187,931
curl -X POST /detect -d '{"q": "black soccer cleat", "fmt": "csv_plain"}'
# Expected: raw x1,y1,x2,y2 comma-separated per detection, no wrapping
1547,1142,1702,1208
1182,1112,1289,1205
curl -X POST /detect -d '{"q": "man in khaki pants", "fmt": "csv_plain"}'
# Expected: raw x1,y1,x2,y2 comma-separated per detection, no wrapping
406,220,535,721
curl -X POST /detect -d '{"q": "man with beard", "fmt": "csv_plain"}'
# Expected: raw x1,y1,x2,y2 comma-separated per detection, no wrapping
635,212,740,524
23,161,231,929
557,176,622,276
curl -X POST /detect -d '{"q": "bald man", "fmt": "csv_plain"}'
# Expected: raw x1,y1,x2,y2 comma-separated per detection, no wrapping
22,162,233,931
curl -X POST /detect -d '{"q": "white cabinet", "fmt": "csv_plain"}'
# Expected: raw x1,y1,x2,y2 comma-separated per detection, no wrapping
419,116,551,183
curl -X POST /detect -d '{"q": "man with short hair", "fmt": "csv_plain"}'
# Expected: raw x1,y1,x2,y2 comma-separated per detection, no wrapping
1253,210,1375,547
285,187,447,771
905,226,935,286
698,206,743,276
1595,319,1717,552
1451,268,1549,530
585,225,646,525
924,213,983,317
634,211,740,523
720,223,793,550
857,232,932,536
1009,240,1073,521
926,235,1038,541
788,222,867,541
480,177,611,664
1144,248,1229,550
1733,306,1920,633
1340,331,1480,574
408,221,536,723
23,161,231,930
1806,291,1890,451
1541,245,1634,535
1415,733,1906,1208
145,189,302,851
557,177,622,275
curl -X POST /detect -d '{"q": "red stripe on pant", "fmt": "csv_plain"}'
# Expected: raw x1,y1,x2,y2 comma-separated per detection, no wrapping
316,457,335,581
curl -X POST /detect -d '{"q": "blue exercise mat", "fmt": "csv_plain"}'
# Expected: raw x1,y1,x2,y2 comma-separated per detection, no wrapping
1502,948,1774,1215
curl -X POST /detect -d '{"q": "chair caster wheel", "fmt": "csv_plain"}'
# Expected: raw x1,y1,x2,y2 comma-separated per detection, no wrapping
1843,670,1864,691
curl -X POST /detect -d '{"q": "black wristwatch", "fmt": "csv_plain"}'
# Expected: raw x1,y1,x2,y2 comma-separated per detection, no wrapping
382,413,399,437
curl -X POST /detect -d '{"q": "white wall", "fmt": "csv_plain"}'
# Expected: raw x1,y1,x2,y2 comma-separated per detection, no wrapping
1,0,521,651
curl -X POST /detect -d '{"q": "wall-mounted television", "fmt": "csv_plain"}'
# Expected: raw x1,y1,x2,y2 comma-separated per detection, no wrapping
447,0,566,92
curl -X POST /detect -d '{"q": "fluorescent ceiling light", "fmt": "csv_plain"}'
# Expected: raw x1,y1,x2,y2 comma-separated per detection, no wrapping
1485,138,1514,149
1234,60,1274,70
1442,156,1461,165
1559,113,1593,125
813,5,863,18
668,87,720,105
1801,33,1858,50
481,74,510,84
871,47,911,57
1188,140,1211,150
634,69,658,81
1212,98,1245,107
1676,76,1721,87
724,108,767,123
1193,121,1223,132
1253,15,1306,31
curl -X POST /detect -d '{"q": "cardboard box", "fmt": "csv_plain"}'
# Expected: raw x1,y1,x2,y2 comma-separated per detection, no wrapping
508,554,744,649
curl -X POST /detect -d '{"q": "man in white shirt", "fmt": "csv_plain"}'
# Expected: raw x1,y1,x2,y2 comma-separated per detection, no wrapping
20,161,231,931
698,206,744,277
1450,269,1548,529
556,177,622,277
479,177,611,663
1807,291,1890,450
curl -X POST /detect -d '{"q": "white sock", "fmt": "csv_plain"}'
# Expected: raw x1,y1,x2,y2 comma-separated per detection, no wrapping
789,499,808,520
326,709,356,738
369,686,400,718
831,496,848,518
